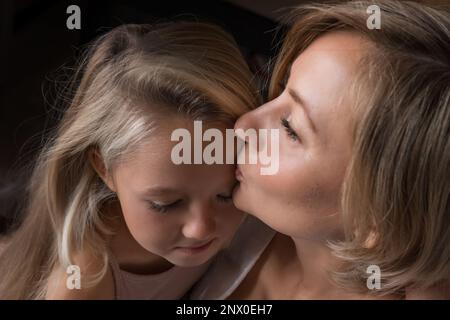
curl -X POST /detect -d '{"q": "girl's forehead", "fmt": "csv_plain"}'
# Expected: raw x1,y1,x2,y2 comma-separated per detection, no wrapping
117,162,236,198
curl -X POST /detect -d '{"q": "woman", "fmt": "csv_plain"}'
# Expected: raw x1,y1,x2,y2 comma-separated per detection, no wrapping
191,0,450,299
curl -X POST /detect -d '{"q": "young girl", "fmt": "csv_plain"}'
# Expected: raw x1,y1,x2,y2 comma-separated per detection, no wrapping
0,22,260,299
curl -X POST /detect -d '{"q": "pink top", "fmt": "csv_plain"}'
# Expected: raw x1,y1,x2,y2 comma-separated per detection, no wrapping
108,253,211,300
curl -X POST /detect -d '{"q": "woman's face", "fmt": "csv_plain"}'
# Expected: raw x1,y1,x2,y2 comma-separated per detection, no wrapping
95,118,244,267
233,31,367,240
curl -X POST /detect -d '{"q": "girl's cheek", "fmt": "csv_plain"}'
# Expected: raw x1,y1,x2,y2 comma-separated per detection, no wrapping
122,207,166,238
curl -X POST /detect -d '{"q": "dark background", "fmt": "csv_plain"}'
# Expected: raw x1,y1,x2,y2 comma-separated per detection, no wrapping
0,0,286,233
1,0,448,233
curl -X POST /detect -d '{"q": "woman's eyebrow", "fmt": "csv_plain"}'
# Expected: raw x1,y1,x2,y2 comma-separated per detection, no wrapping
288,88,317,133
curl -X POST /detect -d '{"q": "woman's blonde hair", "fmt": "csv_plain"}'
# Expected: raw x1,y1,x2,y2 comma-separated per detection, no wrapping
270,0,450,295
0,22,260,299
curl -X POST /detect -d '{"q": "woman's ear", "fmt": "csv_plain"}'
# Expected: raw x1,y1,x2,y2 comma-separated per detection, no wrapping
87,148,117,193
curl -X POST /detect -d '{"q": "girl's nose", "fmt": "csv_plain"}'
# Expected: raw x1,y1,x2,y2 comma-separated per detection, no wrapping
182,205,216,241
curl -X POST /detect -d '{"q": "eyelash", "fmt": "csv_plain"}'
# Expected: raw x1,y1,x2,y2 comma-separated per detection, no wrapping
147,194,232,214
281,118,300,142
147,200,181,214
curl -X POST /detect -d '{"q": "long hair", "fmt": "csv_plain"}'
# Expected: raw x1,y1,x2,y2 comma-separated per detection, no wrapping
270,0,450,295
0,22,260,299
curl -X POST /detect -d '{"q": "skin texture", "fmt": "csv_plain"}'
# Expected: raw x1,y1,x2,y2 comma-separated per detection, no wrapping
231,31,379,299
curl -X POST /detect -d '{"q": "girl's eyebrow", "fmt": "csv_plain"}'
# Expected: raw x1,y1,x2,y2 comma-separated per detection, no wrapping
142,187,179,196
287,88,317,133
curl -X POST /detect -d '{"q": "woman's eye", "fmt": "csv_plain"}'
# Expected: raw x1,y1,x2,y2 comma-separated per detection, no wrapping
147,200,181,214
216,194,233,203
281,118,300,142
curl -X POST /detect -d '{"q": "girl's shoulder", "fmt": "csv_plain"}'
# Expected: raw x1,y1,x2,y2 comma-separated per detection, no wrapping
46,251,115,300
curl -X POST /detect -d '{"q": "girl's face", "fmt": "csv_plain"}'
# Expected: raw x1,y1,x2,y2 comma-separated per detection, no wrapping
102,118,244,267
233,31,367,240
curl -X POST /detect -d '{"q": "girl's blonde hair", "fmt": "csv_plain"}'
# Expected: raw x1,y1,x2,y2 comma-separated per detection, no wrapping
0,22,260,299
270,0,450,296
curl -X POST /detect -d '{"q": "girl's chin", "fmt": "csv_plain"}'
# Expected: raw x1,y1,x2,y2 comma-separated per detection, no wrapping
168,254,215,268
166,241,219,267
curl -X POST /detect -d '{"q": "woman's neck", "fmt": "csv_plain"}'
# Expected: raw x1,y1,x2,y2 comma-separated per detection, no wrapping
244,233,343,299
406,282,450,300
289,236,341,296
289,236,402,299
261,232,362,299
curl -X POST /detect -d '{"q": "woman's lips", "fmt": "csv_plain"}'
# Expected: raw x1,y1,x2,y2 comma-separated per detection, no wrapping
175,239,215,255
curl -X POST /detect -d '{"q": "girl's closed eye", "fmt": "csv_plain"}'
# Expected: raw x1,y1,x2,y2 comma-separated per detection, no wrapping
147,199,182,214
281,117,300,142
147,192,233,213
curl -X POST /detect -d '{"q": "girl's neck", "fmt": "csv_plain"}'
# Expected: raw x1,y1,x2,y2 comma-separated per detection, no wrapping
106,201,174,275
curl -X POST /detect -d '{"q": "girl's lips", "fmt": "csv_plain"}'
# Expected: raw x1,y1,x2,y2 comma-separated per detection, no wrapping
175,239,215,255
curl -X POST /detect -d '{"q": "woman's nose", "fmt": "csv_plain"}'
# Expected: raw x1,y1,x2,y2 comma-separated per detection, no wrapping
235,105,260,133
234,102,278,157
234,101,275,133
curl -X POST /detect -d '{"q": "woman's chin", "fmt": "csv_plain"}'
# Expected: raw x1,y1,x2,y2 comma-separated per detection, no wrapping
232,182,263,222
232,182,248,212
233,185,283,234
